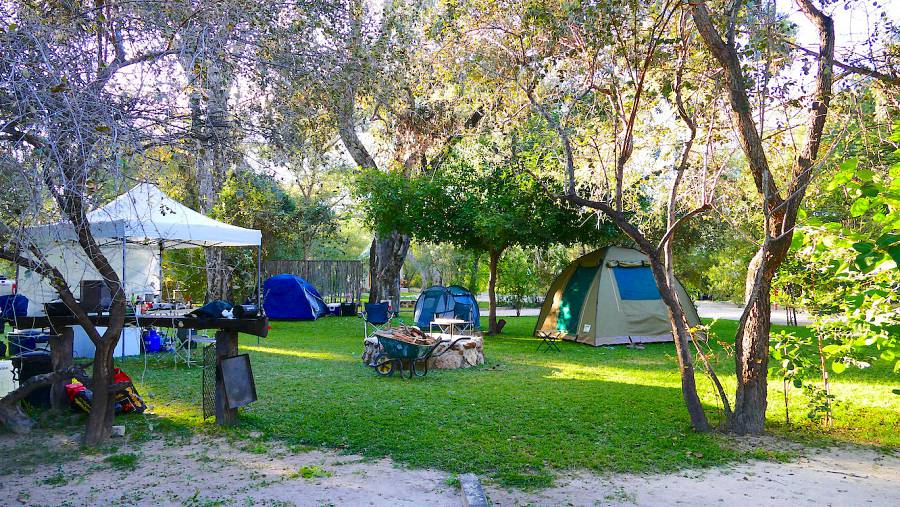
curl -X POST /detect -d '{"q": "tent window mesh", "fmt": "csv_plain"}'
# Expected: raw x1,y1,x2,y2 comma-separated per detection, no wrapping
612,267,661,300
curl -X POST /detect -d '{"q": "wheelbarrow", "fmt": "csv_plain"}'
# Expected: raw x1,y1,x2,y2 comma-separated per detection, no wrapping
369,331,467,379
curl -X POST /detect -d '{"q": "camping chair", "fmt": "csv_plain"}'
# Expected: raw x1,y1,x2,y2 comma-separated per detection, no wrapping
444,302,475,334
536,331,562,352
359,302,399,339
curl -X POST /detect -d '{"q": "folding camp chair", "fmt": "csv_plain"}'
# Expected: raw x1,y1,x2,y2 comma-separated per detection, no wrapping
536,331,562,352
359,302,400,339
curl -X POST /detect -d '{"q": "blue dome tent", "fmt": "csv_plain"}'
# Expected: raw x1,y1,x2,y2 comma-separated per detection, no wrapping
413,285,480,330
262,274,328,320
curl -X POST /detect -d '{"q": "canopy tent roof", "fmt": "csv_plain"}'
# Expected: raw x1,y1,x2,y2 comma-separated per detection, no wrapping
28,183,261,248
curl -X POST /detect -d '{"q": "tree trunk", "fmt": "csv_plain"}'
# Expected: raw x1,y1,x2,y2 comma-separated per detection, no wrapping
468,254,480,293
48,327,74,411
487,247,504,335
648,259,711,432
368,231,410,309
731,240,785,434
83,340,116,445
184,41,231,303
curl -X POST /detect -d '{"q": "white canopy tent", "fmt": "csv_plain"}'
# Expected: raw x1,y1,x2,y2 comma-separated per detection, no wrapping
19,183,262,315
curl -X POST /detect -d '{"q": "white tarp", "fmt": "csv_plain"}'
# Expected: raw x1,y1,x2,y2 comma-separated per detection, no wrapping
17,243,161,314
27,182,261,248
18,183,262,314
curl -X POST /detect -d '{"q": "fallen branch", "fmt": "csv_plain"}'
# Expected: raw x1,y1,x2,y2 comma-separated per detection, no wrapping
0,366,89,434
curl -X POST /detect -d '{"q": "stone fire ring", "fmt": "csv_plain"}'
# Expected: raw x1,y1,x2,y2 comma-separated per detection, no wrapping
362,334,485,370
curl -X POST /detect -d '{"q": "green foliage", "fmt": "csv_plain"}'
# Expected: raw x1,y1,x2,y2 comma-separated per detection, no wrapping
775,125,900,378
287,465,333,480
497,246,539,311
355,144,618,256
104,452,139,471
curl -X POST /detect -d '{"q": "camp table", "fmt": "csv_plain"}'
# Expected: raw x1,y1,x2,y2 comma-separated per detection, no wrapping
429,317,468,339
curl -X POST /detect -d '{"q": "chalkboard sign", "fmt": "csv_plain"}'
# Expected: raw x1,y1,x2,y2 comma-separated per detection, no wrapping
220,354,257,409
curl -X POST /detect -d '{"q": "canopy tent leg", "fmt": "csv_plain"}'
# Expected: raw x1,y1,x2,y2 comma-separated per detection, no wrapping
256,244,261,344
159,241,164,302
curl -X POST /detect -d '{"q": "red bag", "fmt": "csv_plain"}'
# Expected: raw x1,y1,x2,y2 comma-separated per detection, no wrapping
113,368,146,414
65,379,93,414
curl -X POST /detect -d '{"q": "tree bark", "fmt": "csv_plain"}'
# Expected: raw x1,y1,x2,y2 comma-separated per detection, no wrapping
690,0,835,434
48,326,74,411
487,247,505,335
648,257,711,432
368,231,410,309
84,340,116,445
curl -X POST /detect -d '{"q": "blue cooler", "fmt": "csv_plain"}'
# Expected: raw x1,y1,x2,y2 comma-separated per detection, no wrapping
142,328,162,353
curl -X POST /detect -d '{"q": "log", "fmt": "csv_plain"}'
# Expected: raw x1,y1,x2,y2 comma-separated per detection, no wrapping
0,366,88,434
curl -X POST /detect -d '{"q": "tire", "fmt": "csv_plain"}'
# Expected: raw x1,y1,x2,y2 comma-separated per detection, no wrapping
373,354,395,377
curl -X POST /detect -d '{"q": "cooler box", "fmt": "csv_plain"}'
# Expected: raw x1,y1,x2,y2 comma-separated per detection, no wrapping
340,302,358,317
12,350,52,407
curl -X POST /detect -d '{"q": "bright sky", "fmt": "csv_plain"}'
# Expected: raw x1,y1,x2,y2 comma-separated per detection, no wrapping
785,0,898,59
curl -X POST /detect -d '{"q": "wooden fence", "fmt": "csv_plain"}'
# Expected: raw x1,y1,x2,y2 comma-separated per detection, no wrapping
262,259,364,303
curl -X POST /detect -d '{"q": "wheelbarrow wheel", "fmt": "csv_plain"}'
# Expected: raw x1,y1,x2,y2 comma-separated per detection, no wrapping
413,358,428,377
373,354,395,377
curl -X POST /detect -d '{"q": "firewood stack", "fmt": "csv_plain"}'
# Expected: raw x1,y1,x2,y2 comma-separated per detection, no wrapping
375,325,437,345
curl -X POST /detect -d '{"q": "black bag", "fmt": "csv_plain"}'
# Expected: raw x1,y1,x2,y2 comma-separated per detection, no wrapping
187,300,232,319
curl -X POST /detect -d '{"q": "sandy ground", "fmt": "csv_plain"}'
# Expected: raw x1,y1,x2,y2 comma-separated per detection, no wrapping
0,432,896,506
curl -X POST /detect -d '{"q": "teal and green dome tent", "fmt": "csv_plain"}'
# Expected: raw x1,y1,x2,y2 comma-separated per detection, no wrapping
534,246,699,346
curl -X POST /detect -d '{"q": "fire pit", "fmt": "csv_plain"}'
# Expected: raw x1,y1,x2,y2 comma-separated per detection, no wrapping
362,327,484,371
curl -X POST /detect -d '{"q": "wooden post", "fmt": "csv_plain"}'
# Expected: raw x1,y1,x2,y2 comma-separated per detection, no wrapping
215,329,239,425
48,325,74,411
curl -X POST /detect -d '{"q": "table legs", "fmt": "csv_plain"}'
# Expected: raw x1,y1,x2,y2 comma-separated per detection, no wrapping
48,326,74,410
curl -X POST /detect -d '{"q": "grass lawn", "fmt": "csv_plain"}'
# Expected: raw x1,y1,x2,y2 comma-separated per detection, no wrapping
115,315,898,489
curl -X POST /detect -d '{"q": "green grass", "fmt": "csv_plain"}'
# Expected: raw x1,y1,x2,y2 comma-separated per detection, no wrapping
286,465,333,480
104,452,140,471
115,316,898,488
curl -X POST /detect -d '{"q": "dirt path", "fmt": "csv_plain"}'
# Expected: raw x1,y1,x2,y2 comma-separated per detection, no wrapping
486,446,899,506
0,432,896,506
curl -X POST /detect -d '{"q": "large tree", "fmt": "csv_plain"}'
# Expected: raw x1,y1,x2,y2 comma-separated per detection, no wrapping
357,141,618,334
686,0,897,433
264,0,485,307
0,1,179,443
448,0,733,430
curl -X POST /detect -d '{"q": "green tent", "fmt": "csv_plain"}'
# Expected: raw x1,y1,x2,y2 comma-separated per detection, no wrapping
534,246,700,346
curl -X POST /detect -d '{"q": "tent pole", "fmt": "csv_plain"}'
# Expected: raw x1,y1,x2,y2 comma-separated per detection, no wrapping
256,243,262,344
256,244,261,307
120,235,126,359
158,241,164,302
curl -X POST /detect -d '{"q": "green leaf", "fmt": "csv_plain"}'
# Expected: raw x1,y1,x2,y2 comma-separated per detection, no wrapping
887,244,900,269
877,233,900,248
791,230,806,250
857,169,875,182
821,344,842,355
850,198,870,217
831,361,846,373
793,378,804,388
852,242,874,254
889,162,900,179
840,157,859,173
